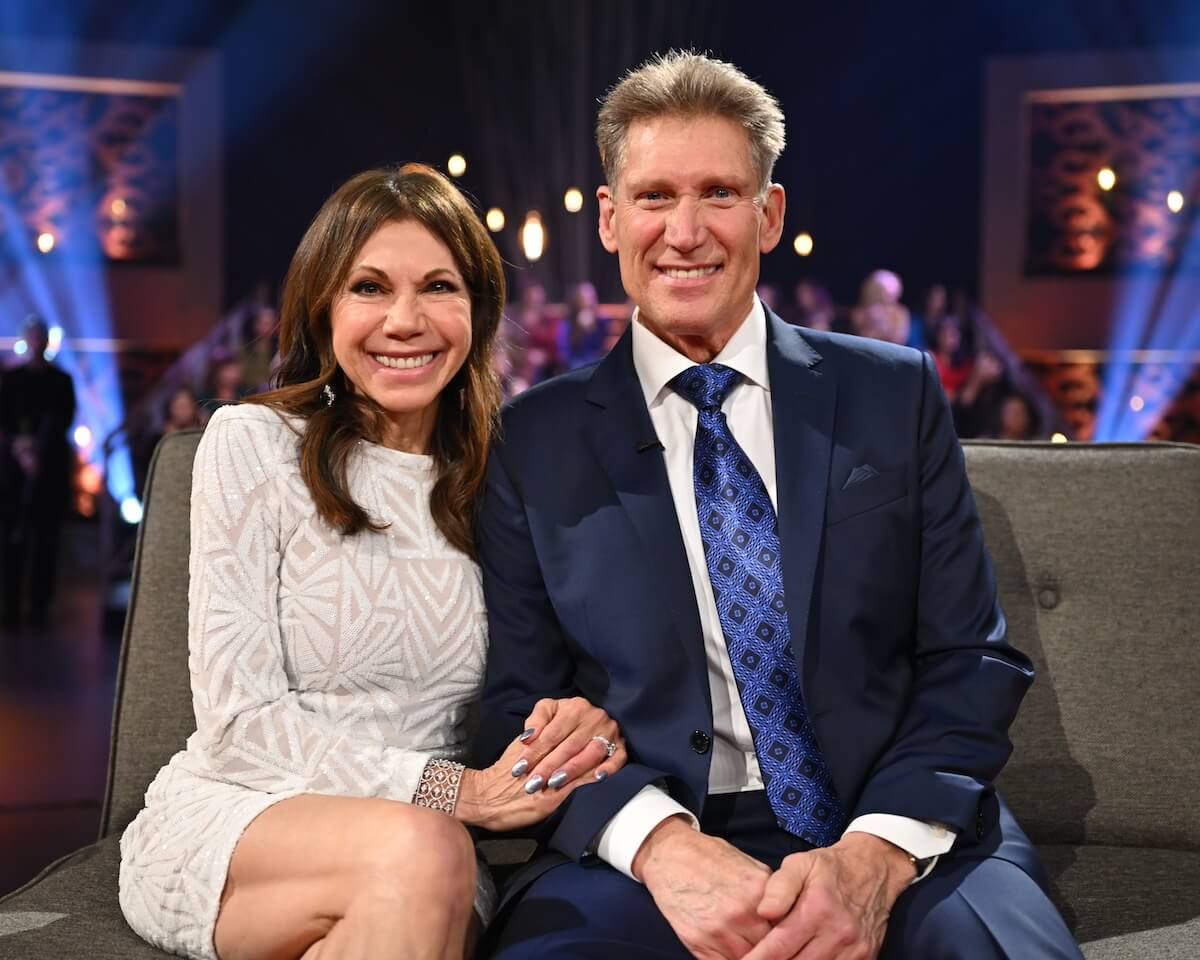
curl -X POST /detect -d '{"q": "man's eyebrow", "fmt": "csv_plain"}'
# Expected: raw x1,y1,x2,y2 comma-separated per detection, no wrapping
624,176,671,191
624,173,751,192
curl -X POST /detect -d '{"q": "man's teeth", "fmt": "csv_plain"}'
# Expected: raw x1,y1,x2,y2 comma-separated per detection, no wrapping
373,353,434,369
664,266,720,279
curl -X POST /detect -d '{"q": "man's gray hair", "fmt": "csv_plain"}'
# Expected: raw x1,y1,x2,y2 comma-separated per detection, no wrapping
596,51,786,193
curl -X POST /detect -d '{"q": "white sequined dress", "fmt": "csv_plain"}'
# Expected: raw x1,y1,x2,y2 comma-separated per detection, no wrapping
118,404,494,959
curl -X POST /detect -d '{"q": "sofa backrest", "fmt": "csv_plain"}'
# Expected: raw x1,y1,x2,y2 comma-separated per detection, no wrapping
100,433,1200,851
101,429,203,838
964,441,1200,851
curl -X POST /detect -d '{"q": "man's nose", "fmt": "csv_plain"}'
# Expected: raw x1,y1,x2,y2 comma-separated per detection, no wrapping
665,196,704,251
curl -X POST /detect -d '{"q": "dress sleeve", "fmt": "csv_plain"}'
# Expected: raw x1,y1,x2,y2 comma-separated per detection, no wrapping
186,408,435,801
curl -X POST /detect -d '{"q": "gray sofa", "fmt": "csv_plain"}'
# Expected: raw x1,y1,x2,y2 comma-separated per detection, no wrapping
1,432,1197,958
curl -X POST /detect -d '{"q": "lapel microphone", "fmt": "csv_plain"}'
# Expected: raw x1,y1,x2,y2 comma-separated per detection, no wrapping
636,439,664,453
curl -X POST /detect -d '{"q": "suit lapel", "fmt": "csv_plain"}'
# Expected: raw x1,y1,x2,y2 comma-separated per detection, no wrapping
583,332,711,692
765,311,836,676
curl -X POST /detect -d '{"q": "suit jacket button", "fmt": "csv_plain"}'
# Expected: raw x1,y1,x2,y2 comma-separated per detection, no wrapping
689,731,711,754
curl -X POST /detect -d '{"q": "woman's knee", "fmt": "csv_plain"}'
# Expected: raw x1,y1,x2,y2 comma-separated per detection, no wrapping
361,802,477,903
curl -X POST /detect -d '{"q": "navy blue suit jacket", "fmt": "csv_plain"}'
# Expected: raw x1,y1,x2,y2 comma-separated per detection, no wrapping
474,310,1036,873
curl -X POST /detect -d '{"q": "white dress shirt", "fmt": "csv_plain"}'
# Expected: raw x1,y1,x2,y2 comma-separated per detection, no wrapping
594,300,954,880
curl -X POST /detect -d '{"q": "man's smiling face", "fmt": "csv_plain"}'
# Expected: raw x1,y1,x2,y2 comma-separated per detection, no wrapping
597,113,785,361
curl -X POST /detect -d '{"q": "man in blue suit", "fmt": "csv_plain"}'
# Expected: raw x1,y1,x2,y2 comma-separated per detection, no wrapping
474,52,1081,959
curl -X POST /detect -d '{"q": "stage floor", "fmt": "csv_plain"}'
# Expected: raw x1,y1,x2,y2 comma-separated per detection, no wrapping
0,522,120,898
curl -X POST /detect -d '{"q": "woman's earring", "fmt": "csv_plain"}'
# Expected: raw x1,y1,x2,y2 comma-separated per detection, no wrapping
322,384,335,407
458,387,466,411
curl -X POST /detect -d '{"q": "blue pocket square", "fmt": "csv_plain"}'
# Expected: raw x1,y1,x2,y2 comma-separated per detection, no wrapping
842,464,880,490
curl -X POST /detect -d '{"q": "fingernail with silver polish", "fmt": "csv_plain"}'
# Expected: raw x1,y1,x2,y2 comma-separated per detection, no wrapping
518,728,535,742
510,758,529,777
547,770,568,789
523,775,545,794
594,770,608,782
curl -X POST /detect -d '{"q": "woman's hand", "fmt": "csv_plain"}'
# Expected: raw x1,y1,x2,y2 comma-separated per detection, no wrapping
455,697,626,831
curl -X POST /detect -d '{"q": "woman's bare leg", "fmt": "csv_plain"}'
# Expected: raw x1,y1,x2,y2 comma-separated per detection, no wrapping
297,915,481,960
213,794,479,960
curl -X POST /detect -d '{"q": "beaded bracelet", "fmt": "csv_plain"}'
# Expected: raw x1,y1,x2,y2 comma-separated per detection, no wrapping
413,758,466,815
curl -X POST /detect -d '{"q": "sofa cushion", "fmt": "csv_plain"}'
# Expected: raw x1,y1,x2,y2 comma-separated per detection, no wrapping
1038,842,1200,945
963,442,1200,851
1082,917,1200,960
0,836,171,959
3,837,1196,957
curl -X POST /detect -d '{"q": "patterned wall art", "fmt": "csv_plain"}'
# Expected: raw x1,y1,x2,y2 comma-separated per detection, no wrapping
1154,364,1200,442
0,72,181,265
1025,86,1200,275
1023,352,1200,443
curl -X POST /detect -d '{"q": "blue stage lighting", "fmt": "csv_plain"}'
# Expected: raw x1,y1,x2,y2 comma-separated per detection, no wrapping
1091,94,1200,441
119,497,144,525
0,76,141,514
45,324,62,360
1096,271,1200,440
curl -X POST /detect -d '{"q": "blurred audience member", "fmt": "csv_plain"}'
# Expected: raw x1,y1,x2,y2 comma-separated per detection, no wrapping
509,347,556,396
788,280,834,331
851,269,918,347
559,281,607,371
163,386,205,435
492,338,516,396
756,282,783,315
515,280,547,328
134,387,206,499
603,302,632,353
855,303,904,344
238,305,280,391
915,284,949,347
498,282,537,369
204,355,245,413
499,282,556,397
0,316,77,628
993,392,1041,441
953,348,1007,437
520,283,559,369
931,316,975,404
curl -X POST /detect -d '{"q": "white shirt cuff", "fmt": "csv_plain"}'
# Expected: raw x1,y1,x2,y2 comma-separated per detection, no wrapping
842,814,955,883
594,784,698,881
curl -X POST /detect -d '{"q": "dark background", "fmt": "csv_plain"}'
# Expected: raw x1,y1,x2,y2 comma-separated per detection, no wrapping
8,0,1200,308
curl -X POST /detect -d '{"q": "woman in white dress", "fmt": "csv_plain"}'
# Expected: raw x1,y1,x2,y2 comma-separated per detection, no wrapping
118,165,626,960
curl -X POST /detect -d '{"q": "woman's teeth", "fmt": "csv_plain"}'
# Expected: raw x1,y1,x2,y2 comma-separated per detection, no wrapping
373,353,434,369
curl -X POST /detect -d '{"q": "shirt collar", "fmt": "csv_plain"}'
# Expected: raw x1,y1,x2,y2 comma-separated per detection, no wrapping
631,298,770,410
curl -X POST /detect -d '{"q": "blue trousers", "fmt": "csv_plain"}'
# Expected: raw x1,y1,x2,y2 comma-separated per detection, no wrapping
485,791,1082,959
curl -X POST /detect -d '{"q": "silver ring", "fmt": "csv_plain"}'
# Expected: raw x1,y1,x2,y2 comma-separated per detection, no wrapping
591,735,617,758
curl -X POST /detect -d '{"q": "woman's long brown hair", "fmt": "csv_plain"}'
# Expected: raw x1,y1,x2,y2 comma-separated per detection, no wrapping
246,164,505,557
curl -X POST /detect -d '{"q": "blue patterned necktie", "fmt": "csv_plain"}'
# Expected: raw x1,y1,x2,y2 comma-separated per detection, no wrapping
670,362,844,846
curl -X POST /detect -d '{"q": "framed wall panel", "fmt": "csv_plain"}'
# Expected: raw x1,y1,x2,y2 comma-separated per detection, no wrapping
0,72,182,265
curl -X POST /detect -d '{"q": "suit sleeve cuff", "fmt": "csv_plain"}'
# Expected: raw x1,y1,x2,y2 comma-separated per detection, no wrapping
842,814,955,883
594,784,698,881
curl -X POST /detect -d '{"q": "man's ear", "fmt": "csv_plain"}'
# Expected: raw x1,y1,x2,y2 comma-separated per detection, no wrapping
759,183,786,254
597,185,620,254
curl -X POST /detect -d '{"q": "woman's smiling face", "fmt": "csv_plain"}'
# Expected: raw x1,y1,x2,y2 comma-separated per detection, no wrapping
330,219,473,452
